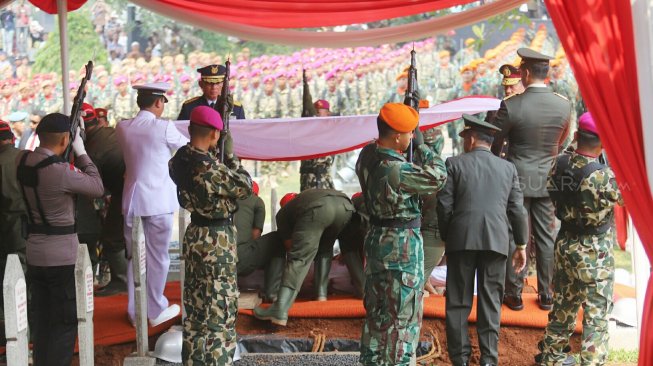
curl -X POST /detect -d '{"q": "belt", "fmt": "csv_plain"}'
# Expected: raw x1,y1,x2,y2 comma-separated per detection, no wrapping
28,224,76,235
299,167,328,174
560,220,611,236
369,217,421,229
190,213,233,227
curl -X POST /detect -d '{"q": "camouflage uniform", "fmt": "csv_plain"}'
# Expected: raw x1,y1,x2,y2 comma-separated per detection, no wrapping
540,152,623,366
299,156,335,191
89,86,113,109
112,91,136,125
277,87,297,118
431,65,457,104
356,142,447,365
254,93,281,119
420,129,445,279
169,143,252,365
318,89,347,116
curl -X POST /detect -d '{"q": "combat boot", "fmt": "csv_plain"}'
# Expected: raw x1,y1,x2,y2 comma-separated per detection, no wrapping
95,249,128,297
253,286,298,326
262,256,284,303
314,255,332,301
342,251,365,298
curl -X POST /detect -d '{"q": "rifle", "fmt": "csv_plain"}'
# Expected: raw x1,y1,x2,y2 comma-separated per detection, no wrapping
403,48,419,162
217,59,231,162
301,69,317,117
63,60,93,162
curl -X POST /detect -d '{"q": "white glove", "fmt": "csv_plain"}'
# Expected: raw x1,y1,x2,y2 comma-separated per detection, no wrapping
72,118,86,156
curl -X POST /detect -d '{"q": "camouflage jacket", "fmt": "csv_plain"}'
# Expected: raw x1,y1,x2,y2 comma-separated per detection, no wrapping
300,156,333,174
547,152,623,228
169,144,252,220
356,143,447,222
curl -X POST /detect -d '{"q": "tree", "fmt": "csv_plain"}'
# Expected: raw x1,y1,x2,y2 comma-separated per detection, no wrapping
32,11,109,74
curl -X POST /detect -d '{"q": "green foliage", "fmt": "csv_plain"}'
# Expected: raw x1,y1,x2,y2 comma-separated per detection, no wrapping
607,349,639,363
33,11,109,74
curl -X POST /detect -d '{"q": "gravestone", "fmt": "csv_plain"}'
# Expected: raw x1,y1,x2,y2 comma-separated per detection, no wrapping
75,244,95,366
3,254,28,365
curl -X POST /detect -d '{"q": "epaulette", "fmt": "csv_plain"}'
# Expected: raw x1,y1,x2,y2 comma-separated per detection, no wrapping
503,93,518,101
183,96,200,105
553,92,569,101
234,100,242,107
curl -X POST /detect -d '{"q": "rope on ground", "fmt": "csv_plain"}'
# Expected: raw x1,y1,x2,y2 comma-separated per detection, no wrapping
417,327,442,365
310,329,326,353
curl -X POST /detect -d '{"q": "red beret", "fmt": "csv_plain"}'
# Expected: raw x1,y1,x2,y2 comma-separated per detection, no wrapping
190,106,223,130
280,193,297,207
95,108,108,118
314,99,330,110
82,103,97,122
252,181,259,196
578,112,598,137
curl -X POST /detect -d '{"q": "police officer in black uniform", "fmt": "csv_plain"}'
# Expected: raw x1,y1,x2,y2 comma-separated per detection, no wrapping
177,64,246,121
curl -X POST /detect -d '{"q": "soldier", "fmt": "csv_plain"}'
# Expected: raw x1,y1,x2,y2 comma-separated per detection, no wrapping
498,64,525,98
234,181,285,302
254,75,281,119
356,103,447,365
82,103,129,296
276,72,298,118
89,70,112,109
177,64,245,121
17,113,104,365
298,100,335,191
253,189,355,325
318,71,347,116
0,120,26,311
383,70,408,106
448,65,481,155
34,79,59,114
537,113,622,366
432,50,458,104
492,48,571,312
95,108,108,126
169,106,251,365
437,114,529,366
111,76,135,125
454,38,480,68
116,82,187,327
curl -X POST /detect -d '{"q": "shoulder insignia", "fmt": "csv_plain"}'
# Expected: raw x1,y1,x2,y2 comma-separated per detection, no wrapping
553,92,569,101
234,100,242,107
183,96,200,105
503,93,518,101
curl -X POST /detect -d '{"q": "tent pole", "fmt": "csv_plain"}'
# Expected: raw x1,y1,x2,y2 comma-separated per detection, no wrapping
57,0,70,113
631,0,653,344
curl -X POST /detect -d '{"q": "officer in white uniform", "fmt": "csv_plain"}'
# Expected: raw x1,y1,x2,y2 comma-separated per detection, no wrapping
116,82,189,326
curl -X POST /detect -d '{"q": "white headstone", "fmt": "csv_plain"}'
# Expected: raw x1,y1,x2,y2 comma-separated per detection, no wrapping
3,254,28,365
75,244,94,366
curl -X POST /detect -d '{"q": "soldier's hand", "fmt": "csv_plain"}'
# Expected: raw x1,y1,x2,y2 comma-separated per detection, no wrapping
72,126,87,157
512,248,527,273
412,128,424,148
220,130,234,157
218,94,234,114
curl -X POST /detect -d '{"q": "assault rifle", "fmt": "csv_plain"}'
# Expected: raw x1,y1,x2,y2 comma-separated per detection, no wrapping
63,60,93,162
301,69,317,117
217,59,231,162
403,48,419,162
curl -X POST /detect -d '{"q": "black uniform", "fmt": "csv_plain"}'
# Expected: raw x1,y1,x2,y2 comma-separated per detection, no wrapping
437,115,528,366
177,97,246,121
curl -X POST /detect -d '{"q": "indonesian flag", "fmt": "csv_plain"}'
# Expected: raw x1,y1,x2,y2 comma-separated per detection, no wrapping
175,97,500,161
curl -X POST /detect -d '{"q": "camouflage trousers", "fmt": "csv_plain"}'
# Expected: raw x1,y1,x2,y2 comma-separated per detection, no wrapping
299,172,335,192
182,223,240,366
540,230,615,366
360,226,424,365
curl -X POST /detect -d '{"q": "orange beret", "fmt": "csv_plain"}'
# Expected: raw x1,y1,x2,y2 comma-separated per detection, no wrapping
379,103,418,133
438,50,450,58
396,71,408,81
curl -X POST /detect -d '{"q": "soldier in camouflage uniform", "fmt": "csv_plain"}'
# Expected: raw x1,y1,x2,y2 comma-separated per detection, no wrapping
254,75,281,119
448,65,481,155
89,71,113,109
538,113,622,366
34,79,60,114
112,76,136,125
356,103,447,365
430,50,458,104
318,72,347,116
299,100,335,191
169,106,252,365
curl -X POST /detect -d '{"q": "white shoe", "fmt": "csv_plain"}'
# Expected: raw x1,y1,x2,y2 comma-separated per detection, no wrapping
149,304,181,327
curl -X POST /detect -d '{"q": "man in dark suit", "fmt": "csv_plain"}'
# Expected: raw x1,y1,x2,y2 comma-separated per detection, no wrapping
491,48,571,311
438,114,529,366
177,64,246,121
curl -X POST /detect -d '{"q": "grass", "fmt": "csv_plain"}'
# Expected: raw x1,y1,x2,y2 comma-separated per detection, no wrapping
607,349,639,364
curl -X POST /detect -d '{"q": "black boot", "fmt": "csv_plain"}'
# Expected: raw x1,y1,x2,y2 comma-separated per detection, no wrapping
95,249,128,297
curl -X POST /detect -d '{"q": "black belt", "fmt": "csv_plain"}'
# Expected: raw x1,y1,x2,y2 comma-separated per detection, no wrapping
299,167,328,174
560,220,611,235
28,224,76,235
191,213,233,227
369,217,421,229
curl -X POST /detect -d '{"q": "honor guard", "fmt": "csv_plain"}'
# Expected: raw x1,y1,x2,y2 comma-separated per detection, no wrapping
177,64,246,121
492,48,572,312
